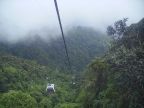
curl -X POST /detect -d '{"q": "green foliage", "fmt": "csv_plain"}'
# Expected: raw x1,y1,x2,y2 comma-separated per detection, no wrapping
39,98,53,108
3,66,17,74
54,103,81,108
76,89,86,102
0,91,37,108
79,18,144,108
79,59,109,108
30,91,43,103
0,55,79,108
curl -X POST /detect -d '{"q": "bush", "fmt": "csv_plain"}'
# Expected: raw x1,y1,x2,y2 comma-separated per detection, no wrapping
39,98,53,108
54,103,81,108
0,91,37,108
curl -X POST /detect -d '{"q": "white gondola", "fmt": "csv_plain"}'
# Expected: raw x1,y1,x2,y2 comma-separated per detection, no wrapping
46,84,55,93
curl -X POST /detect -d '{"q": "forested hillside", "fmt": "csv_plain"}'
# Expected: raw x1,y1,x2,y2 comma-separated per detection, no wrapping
0,26,108,72
77,18,144,108
0,54,80,108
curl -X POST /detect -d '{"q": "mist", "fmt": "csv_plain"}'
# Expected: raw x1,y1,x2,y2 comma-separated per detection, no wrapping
0,0,144,42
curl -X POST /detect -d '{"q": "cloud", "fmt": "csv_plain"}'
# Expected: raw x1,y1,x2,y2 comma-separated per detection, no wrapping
0,0,144,41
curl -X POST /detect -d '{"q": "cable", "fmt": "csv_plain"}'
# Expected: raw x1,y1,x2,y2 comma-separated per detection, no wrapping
54,0,72,73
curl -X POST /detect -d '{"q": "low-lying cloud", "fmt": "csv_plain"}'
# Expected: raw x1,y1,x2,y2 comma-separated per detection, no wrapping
0,0,144,42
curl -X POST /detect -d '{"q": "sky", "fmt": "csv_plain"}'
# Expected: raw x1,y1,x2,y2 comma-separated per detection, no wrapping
0,0,144,42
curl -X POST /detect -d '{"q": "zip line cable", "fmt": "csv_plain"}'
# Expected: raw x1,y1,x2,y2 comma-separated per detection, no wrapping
54,0,72,73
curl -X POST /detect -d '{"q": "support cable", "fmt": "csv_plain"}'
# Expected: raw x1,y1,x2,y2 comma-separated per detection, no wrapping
54,0,72,73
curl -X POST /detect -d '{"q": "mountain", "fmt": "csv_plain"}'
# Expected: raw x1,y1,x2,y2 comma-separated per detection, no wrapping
0,26,109,107
0,18,143,108
0,26,109,72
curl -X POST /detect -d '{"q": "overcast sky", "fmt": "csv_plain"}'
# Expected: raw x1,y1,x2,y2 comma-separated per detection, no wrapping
0,0,144,41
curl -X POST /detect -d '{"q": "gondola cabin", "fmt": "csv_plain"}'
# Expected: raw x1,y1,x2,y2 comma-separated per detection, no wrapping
46,84,55,94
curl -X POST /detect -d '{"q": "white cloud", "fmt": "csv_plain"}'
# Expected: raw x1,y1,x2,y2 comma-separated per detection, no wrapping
0,0,143,41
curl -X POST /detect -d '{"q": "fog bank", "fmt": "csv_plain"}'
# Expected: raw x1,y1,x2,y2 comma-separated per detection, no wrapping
0,0,144,42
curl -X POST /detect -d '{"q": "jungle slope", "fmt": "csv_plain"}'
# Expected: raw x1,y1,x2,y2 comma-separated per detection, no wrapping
0,54,80,108
77,18,144,108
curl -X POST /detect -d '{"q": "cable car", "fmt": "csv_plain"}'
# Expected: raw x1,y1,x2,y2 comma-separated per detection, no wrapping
46,84,55,94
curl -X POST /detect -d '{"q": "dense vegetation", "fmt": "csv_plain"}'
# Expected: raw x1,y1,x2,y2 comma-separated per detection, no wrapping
0,54,80,108
0,18,143,108
77,18,144,108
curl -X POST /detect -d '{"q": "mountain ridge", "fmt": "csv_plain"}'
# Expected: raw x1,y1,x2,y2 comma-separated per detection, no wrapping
0,26,109,72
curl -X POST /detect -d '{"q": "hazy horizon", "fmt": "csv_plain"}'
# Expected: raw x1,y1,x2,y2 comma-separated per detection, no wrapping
0,0,144,42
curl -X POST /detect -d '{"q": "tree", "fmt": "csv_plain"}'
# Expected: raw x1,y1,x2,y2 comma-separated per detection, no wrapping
107,18,128,39
107,26,116,36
